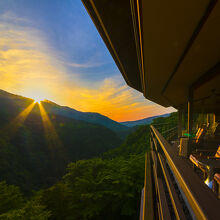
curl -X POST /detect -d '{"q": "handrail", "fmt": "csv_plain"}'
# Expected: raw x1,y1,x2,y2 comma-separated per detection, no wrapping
151,151,171,220
151,136,186,220
150,125,220,220
157,152,186,220
142,152,154,220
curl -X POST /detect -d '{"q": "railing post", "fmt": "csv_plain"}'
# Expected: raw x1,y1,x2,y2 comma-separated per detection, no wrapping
188,90,193,155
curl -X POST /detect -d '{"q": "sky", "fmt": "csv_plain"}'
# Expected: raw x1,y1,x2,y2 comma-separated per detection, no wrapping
0,0,175,122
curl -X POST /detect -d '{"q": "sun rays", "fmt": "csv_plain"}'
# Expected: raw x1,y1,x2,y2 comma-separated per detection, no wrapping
3,101,36,137
2,100,62,151
38,102,62,149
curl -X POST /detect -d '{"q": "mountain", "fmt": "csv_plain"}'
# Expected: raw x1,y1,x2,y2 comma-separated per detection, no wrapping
41,100,129,134
0,89,130,133
120,113,170,127
0,89,122,193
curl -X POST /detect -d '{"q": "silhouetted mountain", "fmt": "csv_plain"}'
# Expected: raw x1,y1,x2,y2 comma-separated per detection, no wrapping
0,89,130,133
42,100,129,133
0,89,122,193
120,113,170,127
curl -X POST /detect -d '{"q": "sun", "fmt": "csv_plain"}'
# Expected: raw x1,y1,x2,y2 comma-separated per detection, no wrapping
29,94,45,103
34,97,44,103
23,88,51,105
25,90,46,104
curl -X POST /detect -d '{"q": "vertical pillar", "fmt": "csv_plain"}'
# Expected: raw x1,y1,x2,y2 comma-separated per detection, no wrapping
207,114,209,127
188,90,193,155
183,106,187,131
178,108,182,138
213,113,216,134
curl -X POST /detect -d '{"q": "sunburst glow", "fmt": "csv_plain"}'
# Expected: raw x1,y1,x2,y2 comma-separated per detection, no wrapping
24,89,47,104
31,94,45,103
34,97,44,103
38,103,63,149
3,101,36,137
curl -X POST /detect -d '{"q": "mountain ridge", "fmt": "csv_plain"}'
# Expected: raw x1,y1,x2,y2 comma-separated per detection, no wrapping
120,113,171,127
0,89,129,134
41,100,130,134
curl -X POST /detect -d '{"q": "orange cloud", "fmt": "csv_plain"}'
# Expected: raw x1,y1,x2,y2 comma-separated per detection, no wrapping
0,13,175,122
59,76,175,121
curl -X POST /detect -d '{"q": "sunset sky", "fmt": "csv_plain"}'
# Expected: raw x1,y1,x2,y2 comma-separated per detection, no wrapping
0,0,175,122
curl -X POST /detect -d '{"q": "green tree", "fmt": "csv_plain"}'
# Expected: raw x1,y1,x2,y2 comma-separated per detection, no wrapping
0,200,50,220
104,125,150,158
0,181,24,214
40,155,145,220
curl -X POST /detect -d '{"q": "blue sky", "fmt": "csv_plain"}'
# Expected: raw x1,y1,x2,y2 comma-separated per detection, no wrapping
0,0,117,80
0,0,175,121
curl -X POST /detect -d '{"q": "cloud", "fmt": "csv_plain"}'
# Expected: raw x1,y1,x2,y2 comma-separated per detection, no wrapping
0,12,68,101
59,76,175,121
0,11,175,122
0,11,30,25
65,61,106,68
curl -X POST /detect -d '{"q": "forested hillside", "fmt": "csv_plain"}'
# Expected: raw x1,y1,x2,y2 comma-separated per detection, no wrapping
0,89,177,219
42,100,130,134
0,122,151,219
0,90,122,193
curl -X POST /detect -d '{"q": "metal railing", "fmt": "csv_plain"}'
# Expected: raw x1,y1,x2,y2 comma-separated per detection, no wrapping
140,125,220,220
152,123,178,142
